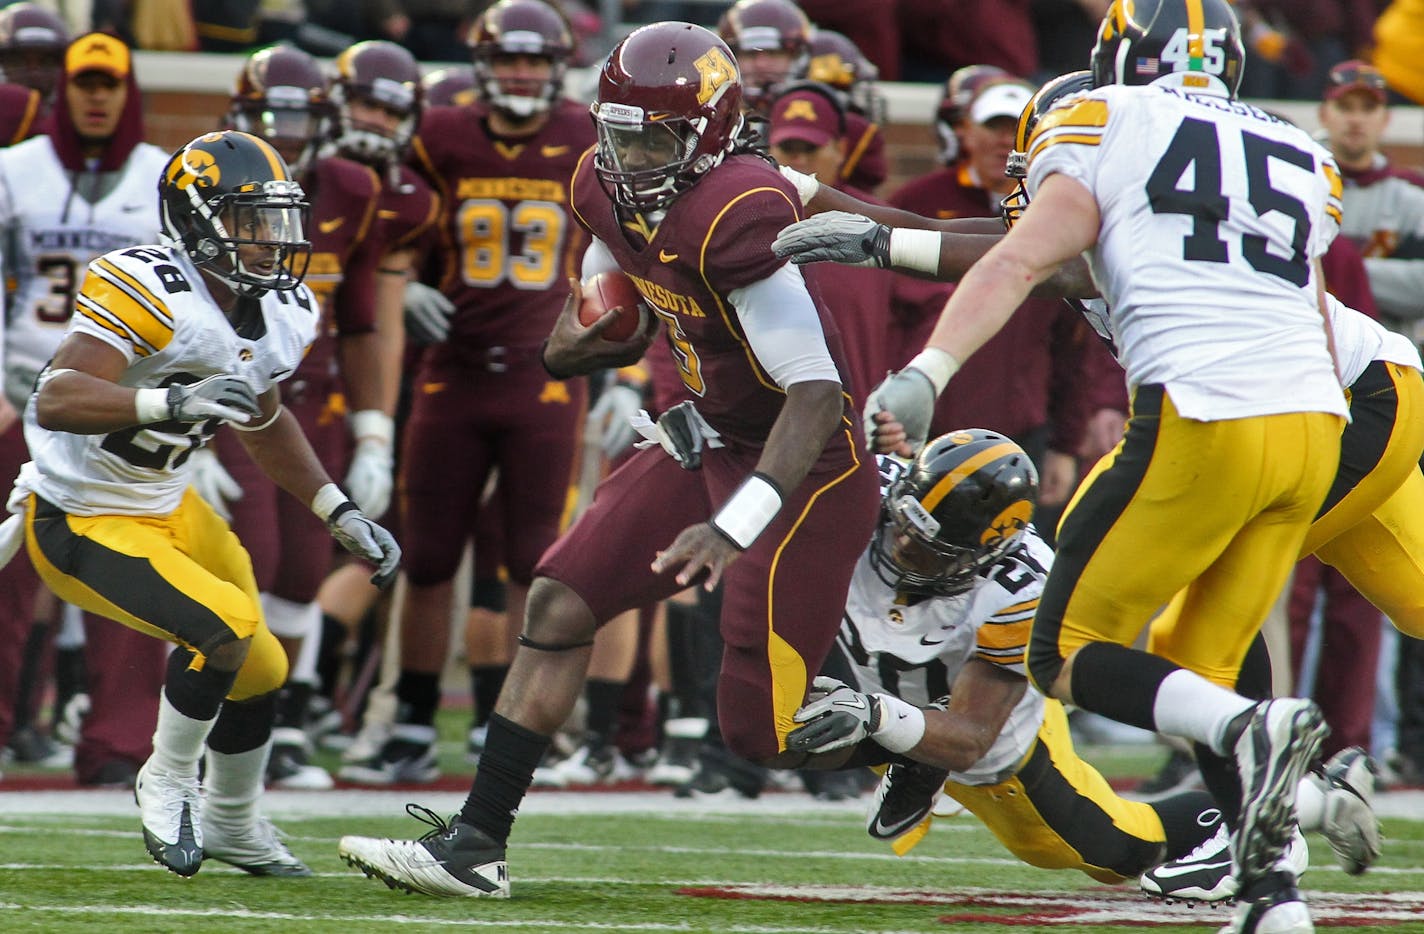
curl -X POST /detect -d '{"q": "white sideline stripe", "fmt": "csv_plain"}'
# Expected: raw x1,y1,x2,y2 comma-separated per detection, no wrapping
0,901,922,934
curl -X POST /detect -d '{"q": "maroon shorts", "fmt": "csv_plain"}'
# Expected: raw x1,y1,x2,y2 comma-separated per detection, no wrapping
215,380,347,602
399,350,586,587
536,436,879,761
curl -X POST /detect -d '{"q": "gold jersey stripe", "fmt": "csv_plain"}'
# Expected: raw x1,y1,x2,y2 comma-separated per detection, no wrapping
94,259,173,326
77,301,151,356
977,616,1032,652
1029,131,1104,164
976,649,1026,667
79,275,173,353
997,598,1039,616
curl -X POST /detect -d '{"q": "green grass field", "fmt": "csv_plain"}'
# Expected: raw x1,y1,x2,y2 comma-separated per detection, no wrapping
4,741,1424,934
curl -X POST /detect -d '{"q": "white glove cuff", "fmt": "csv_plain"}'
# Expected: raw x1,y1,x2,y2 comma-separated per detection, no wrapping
350,409,395,446
310,482,349,522
710,473,783,550
872,694,926,753
907,347,961,395
134,387,168,424
888,228,942,275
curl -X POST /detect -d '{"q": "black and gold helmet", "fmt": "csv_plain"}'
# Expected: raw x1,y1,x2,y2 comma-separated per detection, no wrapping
1090,0,1244,97
869,430,1038,596
158,130,311,295
1000,70,1094,229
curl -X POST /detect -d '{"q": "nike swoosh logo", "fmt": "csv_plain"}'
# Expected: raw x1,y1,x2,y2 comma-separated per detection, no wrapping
834,695,867,711
269,368,292,380
541,145,570,157
658,250,679,263
422,382,447,394
870,810,929,839
120,204,145,213
919,634,945,646
1150,859,1232,879
319,217,345,233
378,209,399,219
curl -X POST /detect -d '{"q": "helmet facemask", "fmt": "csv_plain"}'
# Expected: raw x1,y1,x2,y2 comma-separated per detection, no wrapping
335,81,417,166
474,46,565,119
593,101,736,212
229,87,332,176
868,485,1011,597
166,179,311,296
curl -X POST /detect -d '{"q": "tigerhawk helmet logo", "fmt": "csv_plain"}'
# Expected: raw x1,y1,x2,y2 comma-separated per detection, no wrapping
171,148,220,190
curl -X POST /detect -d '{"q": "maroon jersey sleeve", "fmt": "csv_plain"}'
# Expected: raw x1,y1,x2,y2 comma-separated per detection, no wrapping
689,161,801,291
376,166,441,254
1320,234,1378,320
308,158,383,336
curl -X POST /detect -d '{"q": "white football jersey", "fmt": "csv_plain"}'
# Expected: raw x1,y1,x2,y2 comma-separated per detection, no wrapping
1325,294,1421,386
18,245,318,517
840,509,1050,786
1027,80,1347,421
0,136,169,406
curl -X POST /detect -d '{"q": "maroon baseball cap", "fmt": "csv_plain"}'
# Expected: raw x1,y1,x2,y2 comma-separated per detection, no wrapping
1324,60,1387,104
769,88,841,148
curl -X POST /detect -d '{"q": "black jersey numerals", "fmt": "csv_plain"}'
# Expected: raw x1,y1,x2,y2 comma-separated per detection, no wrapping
1145,117,1314,287
100,374,219,471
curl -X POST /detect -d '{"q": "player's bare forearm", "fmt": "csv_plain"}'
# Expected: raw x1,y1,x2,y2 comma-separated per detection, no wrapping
235,396,334,508
911,659,1025,772
337,331,393,416
754,379,845,494
36,333,148,434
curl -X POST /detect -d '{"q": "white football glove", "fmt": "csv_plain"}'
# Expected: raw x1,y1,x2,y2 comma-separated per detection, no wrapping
586,383,643,460
403,280,456,344
778,164,821,207
166,375,261,423
0,512,22,571
771,211,893,268
187,447,242,522
863,368,937,455
786,676,884,754
344,410,394,519
326,501,402,589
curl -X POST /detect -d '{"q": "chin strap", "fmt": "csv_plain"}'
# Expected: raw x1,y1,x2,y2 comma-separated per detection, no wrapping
517,633,595,652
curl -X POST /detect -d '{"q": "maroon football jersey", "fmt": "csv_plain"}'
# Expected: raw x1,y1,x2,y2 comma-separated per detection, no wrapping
374,163,440,254
409,98,594,349
838,112,886,194
571,149,856,457
295,155,384,382
888,166,1100,454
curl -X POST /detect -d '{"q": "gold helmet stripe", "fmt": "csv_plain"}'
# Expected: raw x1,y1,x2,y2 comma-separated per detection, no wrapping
1186,0,1206,64
919,442,1021,512
248,132,290,182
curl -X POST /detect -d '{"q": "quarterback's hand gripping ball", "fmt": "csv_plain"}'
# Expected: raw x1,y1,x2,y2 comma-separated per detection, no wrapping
578,270,648,342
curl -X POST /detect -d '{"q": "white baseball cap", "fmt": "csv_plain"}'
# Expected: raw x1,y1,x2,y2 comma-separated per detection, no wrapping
970,82,1034,125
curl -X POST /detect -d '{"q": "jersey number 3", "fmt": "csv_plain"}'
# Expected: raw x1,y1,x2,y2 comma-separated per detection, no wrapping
1146,116,1314,287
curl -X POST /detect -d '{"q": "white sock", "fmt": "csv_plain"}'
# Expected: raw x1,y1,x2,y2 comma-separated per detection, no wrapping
1295,771,1327,832
261,593,321,639
1152,669,1255,753
151,693,217,777
290,608,322,685
205,739,273,824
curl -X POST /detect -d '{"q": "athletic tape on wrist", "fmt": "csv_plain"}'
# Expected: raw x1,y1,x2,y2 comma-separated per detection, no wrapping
310,482,350,522
872,694,926,753
710,473,783,550
133,387,170,424
907,347,961,395
888,228,942,275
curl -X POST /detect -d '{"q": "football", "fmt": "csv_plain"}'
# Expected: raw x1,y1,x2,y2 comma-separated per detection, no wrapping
578,271,647,342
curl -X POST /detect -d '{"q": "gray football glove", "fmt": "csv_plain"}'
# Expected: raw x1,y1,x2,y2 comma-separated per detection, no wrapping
771,211,892,268
326,502,402,589
587,382,643,460
786,676,884,754
863,368,936,455
167,375,261,423
403,280,456,344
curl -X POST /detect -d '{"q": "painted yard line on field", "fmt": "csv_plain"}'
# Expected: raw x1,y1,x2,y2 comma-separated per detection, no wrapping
0,901,924,934
6,787,1424,818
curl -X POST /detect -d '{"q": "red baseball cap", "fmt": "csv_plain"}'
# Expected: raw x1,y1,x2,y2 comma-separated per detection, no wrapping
769,89,842,149
1324,60,1387,104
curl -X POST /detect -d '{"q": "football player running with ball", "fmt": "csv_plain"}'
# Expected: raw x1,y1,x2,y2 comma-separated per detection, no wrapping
337,22,880,898
0,131,399,878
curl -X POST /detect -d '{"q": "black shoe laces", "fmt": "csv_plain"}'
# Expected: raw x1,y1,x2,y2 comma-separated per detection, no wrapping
405,802,461,843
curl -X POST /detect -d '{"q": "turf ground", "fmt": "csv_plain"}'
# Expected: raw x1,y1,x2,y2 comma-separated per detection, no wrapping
4,740,1424,933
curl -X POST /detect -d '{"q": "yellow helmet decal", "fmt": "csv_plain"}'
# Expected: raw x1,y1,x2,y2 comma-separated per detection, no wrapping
169,147,220,190
694,46,737,106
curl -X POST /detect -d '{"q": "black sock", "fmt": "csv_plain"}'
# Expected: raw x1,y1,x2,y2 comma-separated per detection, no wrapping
274,680,313,730
12,623,48,729
470,665,508,727
584,678,624,744
461,714,550,845
1069,642,1181,733
208,691,278,754
164,649,237,722
1152,789,1223,858
395,669,441,726
316,614,347,701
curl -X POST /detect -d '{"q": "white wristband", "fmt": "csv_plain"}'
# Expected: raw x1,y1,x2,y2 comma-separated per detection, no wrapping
872,694,927,753
888,228,942,275
906,347,961,395
710,473,783,550
310,482,350,522
350,409,394,446
134,387,169,424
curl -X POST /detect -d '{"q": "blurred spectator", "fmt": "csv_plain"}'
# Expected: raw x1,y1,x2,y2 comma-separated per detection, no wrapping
897,0,1036,84
797,28,886,193
1031,0,1106,82
1373,0,1424,105
1232,0,1377,100
130,0,199,50
397,0,485,63
798,0,899,81
191,0,261,51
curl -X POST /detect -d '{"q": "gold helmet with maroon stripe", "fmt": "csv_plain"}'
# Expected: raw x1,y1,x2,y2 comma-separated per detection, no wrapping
870,429,1038,596
592,22,744,212
332,40,422,166
159,130,311,295
1091,0,1243,97
468,0,574,119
